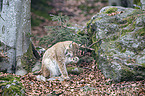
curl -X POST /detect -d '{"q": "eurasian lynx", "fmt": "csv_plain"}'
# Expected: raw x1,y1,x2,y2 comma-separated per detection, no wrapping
41,41,79,79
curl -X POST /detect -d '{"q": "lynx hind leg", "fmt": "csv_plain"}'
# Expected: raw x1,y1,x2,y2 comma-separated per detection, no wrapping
42,64,50,78
43,58,61,78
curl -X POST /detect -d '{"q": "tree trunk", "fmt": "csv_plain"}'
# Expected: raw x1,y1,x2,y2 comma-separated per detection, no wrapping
0,0,2,12
0,0,38,75
141,0,145,10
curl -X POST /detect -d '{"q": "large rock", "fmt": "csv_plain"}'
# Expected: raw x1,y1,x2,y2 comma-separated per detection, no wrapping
85,6,145,82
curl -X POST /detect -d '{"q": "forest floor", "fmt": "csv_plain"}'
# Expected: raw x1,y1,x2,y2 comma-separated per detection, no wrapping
20,67,145,95
1,62,144,95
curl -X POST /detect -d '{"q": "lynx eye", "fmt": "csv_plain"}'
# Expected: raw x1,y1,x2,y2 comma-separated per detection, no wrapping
65,51,70,57
73,58,76,61
65,50,68,55
65,49,70,55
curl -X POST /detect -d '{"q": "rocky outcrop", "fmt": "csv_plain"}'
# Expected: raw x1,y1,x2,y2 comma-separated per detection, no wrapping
85,6,145,82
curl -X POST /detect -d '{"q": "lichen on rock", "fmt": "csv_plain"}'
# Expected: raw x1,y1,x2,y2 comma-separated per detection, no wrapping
83,6,145,82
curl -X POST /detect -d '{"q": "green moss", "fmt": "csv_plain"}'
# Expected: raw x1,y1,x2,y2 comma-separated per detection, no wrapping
86,19,93,27
21,43,36,73
133,0,141,6
121,67,135,81
127,17,136,24
85,20,94,40
0,74,25,96
126,58,136,64
104,7,118,14
31,17,45,27
141,63,145,67
120,16,137,37
120,16,136,28
3,84,25,96
86,15,102,27
119,10,142,27
112,35,119,41
135,28,145,36
0,41,1,47
0,74,20,81
115,42,127,53
77,29,85,35
91,34,97,44
133,0,141,9
67,67,83,75
92,17,103,24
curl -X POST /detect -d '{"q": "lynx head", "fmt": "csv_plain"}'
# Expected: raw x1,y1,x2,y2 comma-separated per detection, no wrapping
65,42,79,63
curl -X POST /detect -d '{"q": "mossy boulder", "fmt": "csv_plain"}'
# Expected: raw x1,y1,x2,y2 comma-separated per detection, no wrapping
0,73,25,96
85,6,145,82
